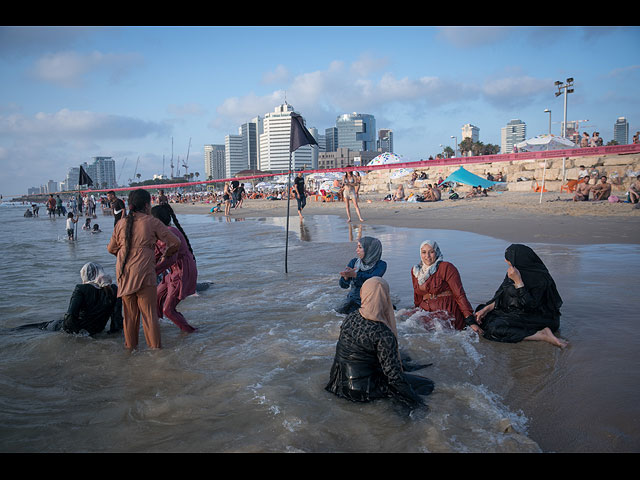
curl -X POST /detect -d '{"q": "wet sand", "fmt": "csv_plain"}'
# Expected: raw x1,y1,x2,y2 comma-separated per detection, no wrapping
171,191,640,246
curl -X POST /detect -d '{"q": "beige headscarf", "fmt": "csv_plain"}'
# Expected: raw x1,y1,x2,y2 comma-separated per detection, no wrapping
358,277,398,338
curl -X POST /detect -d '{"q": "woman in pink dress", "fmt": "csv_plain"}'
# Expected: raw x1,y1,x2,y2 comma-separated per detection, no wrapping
151,203,198,333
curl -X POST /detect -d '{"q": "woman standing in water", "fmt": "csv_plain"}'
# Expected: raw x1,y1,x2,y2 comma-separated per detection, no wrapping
341,171,364,223
411,240,474,330
151,203,198,333
107,189,181,350
466,244,567,348
326,277,433,410
337,236,386,314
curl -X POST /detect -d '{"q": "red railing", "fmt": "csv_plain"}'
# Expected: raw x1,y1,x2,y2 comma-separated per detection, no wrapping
81,143,640,194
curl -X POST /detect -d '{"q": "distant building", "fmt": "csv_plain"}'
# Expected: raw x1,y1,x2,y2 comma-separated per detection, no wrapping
377,129,393,153
336,112,376,151
325,127,338,152
65,166,81,191
317,148,378,170
462,124,479,143
501,119,526,153
614,117,629,145
46,179,58,194
259,103,314,172
204,144,226,180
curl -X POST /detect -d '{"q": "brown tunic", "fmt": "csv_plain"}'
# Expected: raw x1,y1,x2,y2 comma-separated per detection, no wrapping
411,261,474,330
107,212,181,297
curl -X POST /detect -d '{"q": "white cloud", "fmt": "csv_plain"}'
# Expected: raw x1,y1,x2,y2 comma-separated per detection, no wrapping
30,50,143,87
262,65,290,84
0,109,170,140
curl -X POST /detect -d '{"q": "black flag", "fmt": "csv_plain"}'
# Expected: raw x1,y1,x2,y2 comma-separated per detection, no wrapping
290,113,318,152
78,166,93,187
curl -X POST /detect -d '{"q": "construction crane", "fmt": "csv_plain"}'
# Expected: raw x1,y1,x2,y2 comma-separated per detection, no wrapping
182,137,191,178
170,137,174,179
117,157,127,184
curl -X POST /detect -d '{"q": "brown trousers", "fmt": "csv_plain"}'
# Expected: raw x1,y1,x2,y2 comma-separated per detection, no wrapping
121,284,161,350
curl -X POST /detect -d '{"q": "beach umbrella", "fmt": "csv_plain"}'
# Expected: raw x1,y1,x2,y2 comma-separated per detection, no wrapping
390,168,414,179
442,167,499,189
515,135,576,152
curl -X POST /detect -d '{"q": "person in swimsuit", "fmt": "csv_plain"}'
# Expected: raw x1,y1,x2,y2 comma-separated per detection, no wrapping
342,171,364,223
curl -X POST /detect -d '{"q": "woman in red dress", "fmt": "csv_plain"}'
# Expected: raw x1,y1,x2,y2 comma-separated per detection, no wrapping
411,240,474,330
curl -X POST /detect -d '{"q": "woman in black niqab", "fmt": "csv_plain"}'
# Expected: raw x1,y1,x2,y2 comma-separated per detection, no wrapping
466,244,567,347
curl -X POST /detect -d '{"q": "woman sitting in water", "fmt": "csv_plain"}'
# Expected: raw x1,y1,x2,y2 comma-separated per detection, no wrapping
466,244,567,348
18,262,122,335
326,277,434,410
410,240,474,330
337,236,386,315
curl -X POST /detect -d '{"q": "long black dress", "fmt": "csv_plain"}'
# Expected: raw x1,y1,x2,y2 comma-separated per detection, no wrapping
467,244,563,343
325,311,433,409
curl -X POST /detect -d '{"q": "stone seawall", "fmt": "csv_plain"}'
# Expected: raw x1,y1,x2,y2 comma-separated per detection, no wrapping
359,151,640,196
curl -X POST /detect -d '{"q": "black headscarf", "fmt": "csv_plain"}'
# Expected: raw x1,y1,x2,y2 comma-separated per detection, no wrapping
501,244,563,314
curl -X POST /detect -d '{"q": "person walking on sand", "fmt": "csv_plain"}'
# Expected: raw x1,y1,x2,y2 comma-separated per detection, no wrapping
342,171,364,223
107,189,181,351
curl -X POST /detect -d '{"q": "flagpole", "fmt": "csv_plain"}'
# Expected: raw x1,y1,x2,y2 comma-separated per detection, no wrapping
285,150,292,273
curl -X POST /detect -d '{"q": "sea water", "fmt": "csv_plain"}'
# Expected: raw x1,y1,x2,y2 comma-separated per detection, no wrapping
0,203,638,453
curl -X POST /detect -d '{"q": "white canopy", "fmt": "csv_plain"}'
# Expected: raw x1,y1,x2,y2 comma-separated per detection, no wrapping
515,135,576,152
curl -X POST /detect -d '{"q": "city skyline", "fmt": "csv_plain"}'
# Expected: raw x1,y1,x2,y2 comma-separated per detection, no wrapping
1,25,639,195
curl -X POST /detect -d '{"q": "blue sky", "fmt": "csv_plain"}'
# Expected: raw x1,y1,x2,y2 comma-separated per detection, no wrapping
1,25,639,196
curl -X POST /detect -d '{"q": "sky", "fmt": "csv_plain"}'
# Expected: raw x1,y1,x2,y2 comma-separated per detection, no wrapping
1,25,639,196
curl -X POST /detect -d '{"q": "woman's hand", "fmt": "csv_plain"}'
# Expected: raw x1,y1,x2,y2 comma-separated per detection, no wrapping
507,266,524,288
469,324,483,334
340,266,356,279
474,302,495,324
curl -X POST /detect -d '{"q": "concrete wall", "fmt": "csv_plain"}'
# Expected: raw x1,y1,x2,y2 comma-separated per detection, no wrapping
359,152,640,195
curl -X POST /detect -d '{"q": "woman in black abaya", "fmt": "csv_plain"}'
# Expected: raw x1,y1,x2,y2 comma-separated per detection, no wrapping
466,244,568,348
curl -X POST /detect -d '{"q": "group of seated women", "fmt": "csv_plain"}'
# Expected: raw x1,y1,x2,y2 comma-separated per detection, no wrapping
328,237,567,411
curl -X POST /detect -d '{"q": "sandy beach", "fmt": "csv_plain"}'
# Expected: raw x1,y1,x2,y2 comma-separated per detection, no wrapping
171,191,640,246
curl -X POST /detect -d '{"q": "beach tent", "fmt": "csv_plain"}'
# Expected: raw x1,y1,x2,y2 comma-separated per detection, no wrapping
515,135,576,152
442,167,500,189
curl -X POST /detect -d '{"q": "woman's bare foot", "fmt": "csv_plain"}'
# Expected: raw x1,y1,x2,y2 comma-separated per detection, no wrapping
525,327,568,348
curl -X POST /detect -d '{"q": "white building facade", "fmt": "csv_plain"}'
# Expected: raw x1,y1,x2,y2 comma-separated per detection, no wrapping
259,103,313,172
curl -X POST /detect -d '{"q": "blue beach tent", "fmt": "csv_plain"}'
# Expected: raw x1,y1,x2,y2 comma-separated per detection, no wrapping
442,167,500,189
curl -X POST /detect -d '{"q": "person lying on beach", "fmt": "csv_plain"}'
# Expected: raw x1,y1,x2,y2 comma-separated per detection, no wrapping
466,244,567,348
337,236,386,315
591,176,612,201
410,240,475,330
629,176,640,204
17,262,123,335
573,176,591,201
325,277,433,411
465,186,480,198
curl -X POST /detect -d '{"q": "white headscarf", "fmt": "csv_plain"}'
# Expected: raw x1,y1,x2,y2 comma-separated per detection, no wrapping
80,262,112,289
412,240,443,285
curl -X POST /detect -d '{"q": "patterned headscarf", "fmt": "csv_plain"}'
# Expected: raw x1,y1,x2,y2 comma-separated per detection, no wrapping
412,240,443,285
353,236,383,272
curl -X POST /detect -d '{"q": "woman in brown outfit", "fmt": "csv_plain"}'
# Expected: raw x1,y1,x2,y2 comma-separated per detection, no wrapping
108,189,181,350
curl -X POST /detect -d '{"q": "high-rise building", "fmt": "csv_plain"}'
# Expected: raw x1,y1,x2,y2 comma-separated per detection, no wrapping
65,166,80,191
501,119,526,153
336,113,376,151
225,134,246,177
259,103,314,172
204,144,226,180
462,124,479,143
325,127,338,152
614,117,629,145
377,129,393,153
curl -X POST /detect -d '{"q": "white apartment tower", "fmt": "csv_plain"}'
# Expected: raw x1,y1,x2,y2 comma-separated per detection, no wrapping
259,103,314,172
501,119,526,153
462,124,479,143
204,144,226,180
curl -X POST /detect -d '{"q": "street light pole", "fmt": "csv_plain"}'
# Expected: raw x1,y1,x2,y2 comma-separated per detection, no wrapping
544,108,551,135
450,135,458,157
554,78,574,183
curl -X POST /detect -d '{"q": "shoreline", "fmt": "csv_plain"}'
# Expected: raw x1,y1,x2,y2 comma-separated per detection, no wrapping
171,191,640,245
